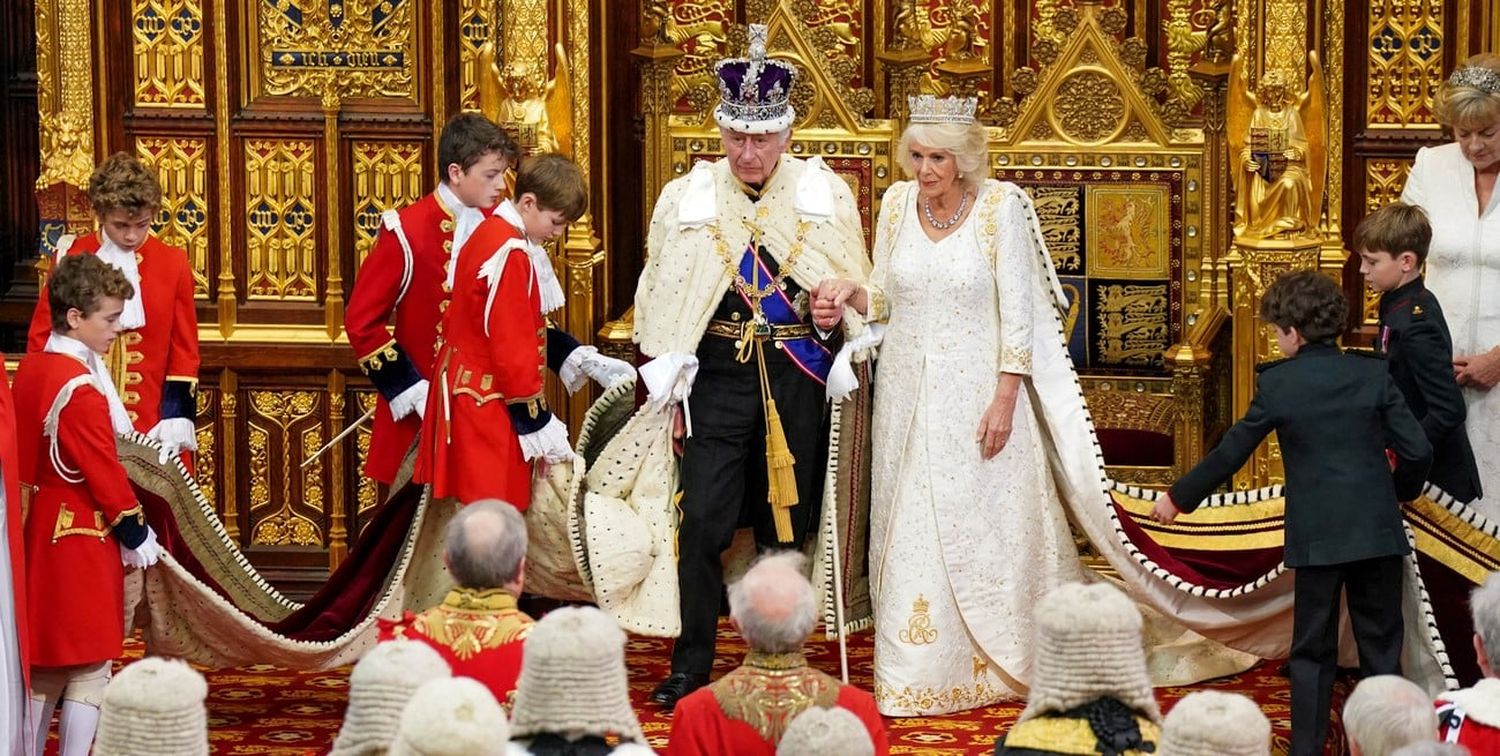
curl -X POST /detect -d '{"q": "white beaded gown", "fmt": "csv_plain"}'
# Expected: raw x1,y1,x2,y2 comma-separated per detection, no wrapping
1403,142,1500,521
867,180,1083,716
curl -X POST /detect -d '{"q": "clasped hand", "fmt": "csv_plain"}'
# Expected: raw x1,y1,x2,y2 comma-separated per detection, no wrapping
810,279,861,331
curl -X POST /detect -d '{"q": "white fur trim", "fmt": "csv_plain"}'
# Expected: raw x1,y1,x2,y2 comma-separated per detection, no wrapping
1437,678,1500,726
795,155,836,222
676,162,718,229
713,105,796,135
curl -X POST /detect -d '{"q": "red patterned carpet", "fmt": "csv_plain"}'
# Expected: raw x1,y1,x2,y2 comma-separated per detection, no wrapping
61,625,1348,755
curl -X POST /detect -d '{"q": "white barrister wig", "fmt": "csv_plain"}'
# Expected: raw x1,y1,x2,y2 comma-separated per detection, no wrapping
330,640,452,756
1159,691,1271,756
95,657,209,756
390,677,510,756
1019,581,1160,723
776,706,874,756
509,606,645,743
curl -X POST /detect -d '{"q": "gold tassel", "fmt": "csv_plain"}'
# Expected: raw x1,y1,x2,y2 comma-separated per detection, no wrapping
763,393,799,543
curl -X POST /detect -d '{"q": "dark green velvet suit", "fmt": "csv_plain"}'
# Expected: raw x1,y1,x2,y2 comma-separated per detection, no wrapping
1377,276,1481,503
1168,342,1432,756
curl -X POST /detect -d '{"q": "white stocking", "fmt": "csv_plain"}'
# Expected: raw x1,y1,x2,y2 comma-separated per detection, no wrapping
55,700,98,756
27,695,55,756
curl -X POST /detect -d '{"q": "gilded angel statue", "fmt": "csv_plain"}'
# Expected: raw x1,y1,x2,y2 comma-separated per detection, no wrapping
477,33,574,157
1227,52,1326,239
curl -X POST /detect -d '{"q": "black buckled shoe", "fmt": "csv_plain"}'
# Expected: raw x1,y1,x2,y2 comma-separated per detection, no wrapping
649,672,710,709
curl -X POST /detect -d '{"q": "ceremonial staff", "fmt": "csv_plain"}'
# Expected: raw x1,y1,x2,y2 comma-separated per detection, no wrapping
301,405,378,468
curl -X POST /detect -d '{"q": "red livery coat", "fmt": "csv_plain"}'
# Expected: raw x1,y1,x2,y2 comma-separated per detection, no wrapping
377,587,534,709
415,215,547,508
13,352,143,667
345,192,465,484
0,355,27,686
28,234,199,432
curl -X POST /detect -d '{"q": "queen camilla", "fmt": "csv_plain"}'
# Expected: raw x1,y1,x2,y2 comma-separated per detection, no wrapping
814,95,1083,716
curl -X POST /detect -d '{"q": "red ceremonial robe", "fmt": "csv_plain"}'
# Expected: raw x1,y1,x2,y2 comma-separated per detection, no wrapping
345,191,466,484
0,355,28,690
1437,678,1500,752
666,653,890,756
28,234,200,434
13,351,144,667
377,587,534,709
415,214,549,509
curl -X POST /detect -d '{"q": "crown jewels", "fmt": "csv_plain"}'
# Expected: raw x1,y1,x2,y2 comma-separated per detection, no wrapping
908,94,979,125
713,24,799,134
1448,65,1500,95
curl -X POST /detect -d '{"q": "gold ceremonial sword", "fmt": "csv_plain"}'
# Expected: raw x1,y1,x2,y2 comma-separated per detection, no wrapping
300,406,379,469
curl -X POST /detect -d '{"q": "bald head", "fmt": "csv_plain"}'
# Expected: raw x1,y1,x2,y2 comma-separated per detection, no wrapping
444,499,527,590
728,552,817,653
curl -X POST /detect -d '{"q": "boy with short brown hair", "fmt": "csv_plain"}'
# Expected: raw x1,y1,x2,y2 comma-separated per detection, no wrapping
417,153,625,509
17,253,162,756
1355,202,1481,504
1154,270,1432,756
28,152,200,465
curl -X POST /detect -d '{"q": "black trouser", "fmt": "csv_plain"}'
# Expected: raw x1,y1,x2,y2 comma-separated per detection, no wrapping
670,335,828,675
1288,554,1405,756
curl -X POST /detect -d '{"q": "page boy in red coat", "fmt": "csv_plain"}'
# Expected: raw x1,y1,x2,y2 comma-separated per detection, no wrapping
17,254,163,756
416,153,602,509
0,351,27,756
345,114,518,486
28,152,200,466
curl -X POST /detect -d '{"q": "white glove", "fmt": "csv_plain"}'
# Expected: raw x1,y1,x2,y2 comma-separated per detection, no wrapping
517,416,576,464
120,526,162,569
389,379,429,422
145,417,198,464
638,352,699,411
559,346,636,394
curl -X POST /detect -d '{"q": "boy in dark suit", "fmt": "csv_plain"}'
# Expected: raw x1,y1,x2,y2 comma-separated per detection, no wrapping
1152,270,1432,756
1356,202,1481,503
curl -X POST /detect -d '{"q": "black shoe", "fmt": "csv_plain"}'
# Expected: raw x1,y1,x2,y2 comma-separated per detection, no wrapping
649,672,710,709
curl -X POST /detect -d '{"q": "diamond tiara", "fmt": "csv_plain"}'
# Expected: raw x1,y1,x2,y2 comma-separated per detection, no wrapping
908,94,978,125
1448,65,1500,95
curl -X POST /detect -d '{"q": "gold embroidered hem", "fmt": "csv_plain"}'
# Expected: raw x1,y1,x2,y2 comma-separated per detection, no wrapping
408,588,534,661
710,652,841,743
358,340,403,373
874,679,1020,717
1000,715,1160,755
1000,345,1033,374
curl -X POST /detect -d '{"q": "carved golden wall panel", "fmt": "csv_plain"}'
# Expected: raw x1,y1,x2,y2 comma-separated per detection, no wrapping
35,0,96,193
354,391,379,518
136,137,212,298
195,388,218,507
1363,158,1414,323
659,0,733,109
247,390,325,547
251,0,418,100
457,0,492,110
351,141,426,268
1262,0,1307,86
244,139,318,301
1366,0,1443,127
132,0,208,107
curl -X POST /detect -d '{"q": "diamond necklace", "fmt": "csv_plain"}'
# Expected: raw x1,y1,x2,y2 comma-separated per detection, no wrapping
923,190,970,230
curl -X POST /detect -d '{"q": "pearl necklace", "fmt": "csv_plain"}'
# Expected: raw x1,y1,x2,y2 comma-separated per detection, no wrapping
923,190,970,230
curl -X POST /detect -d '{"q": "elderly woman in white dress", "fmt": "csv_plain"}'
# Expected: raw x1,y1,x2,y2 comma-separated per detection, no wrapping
814,95,1081,716
1401,53,1500,521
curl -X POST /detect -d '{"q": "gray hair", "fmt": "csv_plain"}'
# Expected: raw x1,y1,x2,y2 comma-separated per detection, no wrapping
728,551,817,654
1342,675,1438,756
1389,745,1470,756
444,499,527,589
897,121,989,193
1471,572,1500,673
